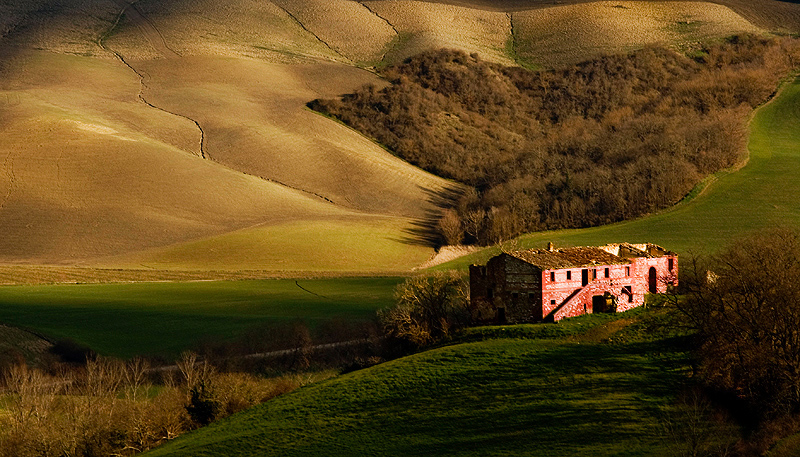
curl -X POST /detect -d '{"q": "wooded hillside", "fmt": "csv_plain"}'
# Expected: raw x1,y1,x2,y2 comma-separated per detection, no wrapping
311,35,800,245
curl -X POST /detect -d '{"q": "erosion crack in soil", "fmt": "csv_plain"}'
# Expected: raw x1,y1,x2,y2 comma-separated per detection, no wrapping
100,0,207,158
111,0,180,59
0,150,16,211
273,3,348,62
507,12,518,64
358,1,400,65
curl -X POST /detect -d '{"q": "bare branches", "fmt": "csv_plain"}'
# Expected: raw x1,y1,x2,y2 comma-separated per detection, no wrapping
676,228,800,421
379,272,470,347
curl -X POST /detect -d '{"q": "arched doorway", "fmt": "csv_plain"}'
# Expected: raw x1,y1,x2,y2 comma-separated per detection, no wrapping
648,267,657,293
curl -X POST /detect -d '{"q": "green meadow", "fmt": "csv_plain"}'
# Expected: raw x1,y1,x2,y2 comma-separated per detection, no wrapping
0,278,401,359
144,311,695,457
435,76,800,270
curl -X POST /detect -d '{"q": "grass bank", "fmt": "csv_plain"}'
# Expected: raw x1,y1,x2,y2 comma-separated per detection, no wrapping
144,310,693,456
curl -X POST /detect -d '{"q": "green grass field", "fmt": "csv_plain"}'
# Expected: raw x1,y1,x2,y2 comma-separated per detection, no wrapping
144,311,695,456
0,278,401,359
434,75,800,271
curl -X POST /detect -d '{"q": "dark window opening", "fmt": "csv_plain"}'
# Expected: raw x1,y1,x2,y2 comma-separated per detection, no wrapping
623,286,633,302
581,269,589,287
512,292,519,299
528,293,535,300
668,258,674,271
487,288,494,299
550,271,555,282
566,271,571,280
625,266,630,276
605,268,609,278
592,269,597,280
550,299,556,306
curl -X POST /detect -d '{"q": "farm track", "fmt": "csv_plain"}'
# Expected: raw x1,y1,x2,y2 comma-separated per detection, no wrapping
0,265,404,285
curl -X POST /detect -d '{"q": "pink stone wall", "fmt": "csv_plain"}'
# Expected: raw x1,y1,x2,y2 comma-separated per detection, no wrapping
541,254,678,322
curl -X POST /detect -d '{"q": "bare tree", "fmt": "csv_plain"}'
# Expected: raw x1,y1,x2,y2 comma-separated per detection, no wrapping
379,271,470,347
674,228,800,420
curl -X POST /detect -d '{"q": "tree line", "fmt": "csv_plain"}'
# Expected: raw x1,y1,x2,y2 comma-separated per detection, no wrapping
311,35,800,245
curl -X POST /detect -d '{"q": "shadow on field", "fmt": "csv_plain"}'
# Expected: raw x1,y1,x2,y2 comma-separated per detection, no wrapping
399,184,465,247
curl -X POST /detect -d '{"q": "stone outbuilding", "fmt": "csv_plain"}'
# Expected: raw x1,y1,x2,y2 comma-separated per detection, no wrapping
469,243,678,323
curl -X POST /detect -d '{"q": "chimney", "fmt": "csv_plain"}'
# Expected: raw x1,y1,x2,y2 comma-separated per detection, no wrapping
547,242,555,252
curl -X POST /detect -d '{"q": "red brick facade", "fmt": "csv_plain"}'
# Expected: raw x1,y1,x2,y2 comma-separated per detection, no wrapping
470,243,678,323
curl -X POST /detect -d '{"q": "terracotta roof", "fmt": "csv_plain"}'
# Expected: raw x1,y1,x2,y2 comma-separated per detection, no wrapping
508,246,631,270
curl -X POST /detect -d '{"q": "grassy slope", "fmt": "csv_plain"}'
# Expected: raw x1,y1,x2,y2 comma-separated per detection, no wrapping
145,313,690,456
106,218,433,272
435,75,800,271
0,278,401,358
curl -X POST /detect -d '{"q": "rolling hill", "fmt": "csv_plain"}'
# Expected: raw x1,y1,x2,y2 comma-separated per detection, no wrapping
0,0,795,274
142,312,694,456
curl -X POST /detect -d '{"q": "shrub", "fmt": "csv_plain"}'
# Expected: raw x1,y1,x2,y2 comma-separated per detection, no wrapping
378,271,470,348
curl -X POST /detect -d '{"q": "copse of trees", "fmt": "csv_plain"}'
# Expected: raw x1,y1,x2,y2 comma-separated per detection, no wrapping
674,228,800,452
311,35,800,245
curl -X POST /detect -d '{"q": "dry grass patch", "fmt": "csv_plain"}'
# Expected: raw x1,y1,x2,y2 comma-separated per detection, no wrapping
513,1,763,66
118,0,339,62
0,51,384,264
102,217,435,272
271,0,396,64
132,55,451,219
364,0,516,66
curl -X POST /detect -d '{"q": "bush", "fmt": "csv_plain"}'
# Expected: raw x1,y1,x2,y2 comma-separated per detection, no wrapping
378,271,470,348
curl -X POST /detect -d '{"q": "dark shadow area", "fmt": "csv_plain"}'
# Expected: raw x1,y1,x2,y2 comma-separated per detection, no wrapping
398,183,467,248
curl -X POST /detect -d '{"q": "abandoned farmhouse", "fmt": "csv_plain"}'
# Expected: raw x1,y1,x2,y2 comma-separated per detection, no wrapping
470,243,678,323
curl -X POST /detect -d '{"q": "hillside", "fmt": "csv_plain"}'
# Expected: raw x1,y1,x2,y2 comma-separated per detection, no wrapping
143,312,696,456
0,0,789,274
432,74,800,270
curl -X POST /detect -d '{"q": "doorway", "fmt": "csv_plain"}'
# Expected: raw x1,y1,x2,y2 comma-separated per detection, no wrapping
648,267,657,293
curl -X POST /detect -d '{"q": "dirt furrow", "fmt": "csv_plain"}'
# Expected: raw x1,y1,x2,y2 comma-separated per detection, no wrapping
507,12,517,64
0,150,16,211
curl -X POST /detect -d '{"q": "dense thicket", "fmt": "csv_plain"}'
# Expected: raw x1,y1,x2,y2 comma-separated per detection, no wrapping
311,35,800,245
